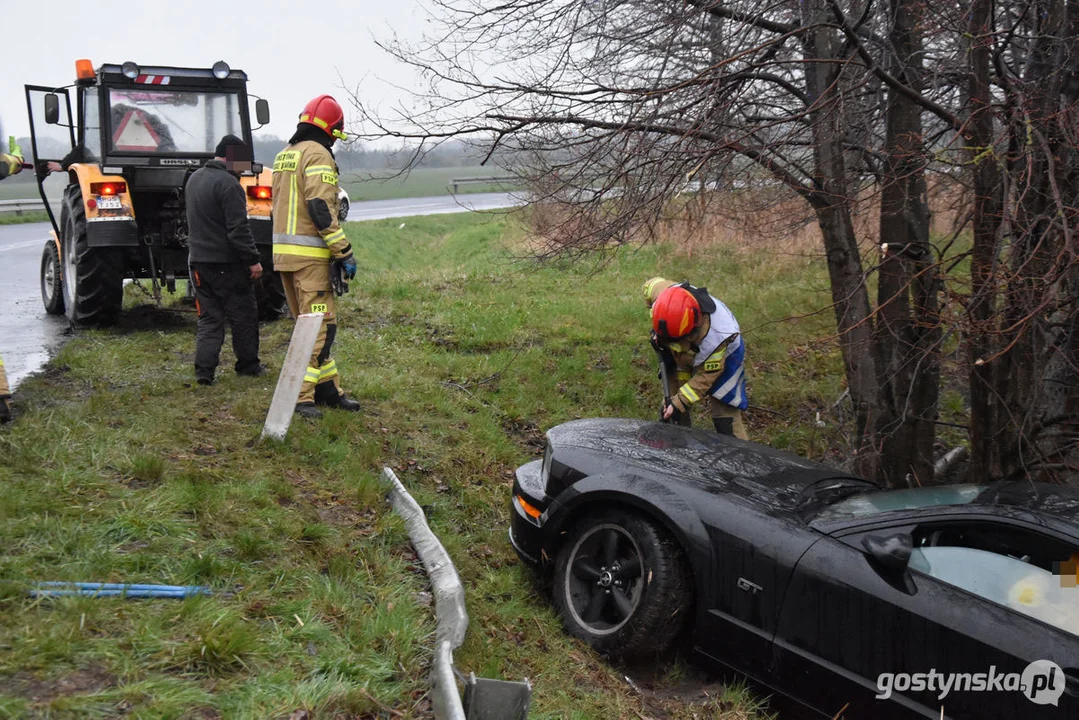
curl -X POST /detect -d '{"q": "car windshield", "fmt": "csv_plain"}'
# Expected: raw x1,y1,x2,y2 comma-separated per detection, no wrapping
813,484,987,523
105,88,244,155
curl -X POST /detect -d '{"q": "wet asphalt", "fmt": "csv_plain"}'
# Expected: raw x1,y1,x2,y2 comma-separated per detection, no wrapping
0,192,522,391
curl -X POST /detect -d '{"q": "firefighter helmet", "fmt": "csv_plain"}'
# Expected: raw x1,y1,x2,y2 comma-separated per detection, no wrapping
299,95,347,141
652,285,701,342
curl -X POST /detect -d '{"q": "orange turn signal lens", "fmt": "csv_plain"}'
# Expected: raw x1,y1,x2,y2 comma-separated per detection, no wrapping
90,182,127,196
247,185,272,200
75,59,95,81
516,495,543,520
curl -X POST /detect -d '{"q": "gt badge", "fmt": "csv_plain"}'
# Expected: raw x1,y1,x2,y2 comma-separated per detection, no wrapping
736,577,763,595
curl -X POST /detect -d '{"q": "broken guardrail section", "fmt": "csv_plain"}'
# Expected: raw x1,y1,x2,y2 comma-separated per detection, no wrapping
381,466,531,720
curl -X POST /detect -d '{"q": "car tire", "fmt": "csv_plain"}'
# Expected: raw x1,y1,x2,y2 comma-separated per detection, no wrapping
338,197,349,223
553,510,692,659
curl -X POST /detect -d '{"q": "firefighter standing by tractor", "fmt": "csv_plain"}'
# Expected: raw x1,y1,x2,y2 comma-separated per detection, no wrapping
644,277,749,440
0,125,27,423
271,95,359,419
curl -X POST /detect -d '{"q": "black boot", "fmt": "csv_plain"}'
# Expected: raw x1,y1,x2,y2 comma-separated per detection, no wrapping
295,402,323,419
0,396,12,424
314,381,339,407
337,394,361,412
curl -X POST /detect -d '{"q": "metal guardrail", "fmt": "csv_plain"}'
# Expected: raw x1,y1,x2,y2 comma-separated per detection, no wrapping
449,177,516,194
382,466,531,720
0,198,46,215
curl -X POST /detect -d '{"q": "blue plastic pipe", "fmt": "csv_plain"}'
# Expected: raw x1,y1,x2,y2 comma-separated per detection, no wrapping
30,582,211,599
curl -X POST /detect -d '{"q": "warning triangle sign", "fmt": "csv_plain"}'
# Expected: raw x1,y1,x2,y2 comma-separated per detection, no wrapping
113,110,162,151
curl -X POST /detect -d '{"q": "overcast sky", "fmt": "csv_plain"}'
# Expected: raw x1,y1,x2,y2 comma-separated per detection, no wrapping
0,0,426,143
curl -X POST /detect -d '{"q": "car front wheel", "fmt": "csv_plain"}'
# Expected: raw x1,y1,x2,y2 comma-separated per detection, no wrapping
553,510,692,659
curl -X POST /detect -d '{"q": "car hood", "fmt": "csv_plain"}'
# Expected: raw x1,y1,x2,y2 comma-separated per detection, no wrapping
547,418,869,511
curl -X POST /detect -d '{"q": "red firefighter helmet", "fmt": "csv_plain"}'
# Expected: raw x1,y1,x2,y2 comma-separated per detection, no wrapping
299,95,347,140
652,285,701,342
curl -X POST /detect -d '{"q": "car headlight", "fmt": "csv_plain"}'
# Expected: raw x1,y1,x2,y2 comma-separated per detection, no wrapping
541,443,552,484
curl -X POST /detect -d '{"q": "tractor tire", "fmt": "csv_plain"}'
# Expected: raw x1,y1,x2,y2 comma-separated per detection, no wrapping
553,509,693,660
256,270,289,321
40,239,65,315
61,185,124,326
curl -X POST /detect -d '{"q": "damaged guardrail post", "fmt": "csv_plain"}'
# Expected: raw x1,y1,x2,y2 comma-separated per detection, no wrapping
382,466,531,720
383,466,468,720
261,312,324,441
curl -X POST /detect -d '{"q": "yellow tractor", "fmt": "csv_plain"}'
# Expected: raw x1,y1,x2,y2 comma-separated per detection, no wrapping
26,59,283,325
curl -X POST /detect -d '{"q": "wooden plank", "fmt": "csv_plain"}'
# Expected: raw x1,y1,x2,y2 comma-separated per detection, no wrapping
261,312,324,440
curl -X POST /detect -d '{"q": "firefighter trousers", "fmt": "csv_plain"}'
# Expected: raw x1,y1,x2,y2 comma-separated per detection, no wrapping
192,264,261,382
0,354,11,423
279,264,342,405
663,366,748,440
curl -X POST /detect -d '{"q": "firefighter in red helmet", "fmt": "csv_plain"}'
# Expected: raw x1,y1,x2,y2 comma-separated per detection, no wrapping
271,95,360,419
644,277,749,440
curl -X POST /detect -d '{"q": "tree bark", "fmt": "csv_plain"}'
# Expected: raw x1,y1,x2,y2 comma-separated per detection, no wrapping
874,0,937,487
801,0,881,479
965,0,1005,482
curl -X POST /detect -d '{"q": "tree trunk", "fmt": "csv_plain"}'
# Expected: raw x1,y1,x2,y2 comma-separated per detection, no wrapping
801,0,881,479
965,0,1005,482
873,0,937,487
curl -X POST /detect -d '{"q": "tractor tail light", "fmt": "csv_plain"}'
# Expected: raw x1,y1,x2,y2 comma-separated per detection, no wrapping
247,185,272,200
90,182,127,196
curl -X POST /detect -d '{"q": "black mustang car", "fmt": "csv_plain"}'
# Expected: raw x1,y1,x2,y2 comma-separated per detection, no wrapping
510,419,1079,719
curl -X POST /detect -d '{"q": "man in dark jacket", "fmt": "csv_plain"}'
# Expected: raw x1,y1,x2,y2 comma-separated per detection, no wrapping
186,135,264,385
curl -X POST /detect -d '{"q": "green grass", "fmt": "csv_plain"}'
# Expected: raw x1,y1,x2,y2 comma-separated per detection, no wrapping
0,211,48,225
0,210,856,718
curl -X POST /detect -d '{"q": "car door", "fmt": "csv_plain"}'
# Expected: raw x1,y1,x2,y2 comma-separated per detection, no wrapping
693,495,821,682
772,512,1079,719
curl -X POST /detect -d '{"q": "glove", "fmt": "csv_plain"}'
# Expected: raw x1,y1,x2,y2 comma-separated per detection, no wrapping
9,136,23,160
341,256,357,280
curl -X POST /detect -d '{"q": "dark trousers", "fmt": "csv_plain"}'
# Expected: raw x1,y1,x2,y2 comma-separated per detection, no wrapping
191,263,260,380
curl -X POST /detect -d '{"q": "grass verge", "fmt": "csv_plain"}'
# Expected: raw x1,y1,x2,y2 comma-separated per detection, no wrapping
0,208,915,718
0,211,48,225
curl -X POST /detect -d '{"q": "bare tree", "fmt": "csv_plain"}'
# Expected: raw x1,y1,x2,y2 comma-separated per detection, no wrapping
354,0,1079,485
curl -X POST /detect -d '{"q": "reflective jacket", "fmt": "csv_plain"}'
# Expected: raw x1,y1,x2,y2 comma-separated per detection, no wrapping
271,140,352,271
646,279,748,411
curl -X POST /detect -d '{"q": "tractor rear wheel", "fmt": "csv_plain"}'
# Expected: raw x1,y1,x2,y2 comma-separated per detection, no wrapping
256,270,289,321
40,239,65,315
61,185,124,326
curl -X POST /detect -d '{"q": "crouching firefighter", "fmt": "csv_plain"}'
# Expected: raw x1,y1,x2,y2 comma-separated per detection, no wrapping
643,277,749,440
272,95,360,420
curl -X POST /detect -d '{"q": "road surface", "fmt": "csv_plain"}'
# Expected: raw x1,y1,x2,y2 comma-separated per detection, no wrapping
0,191,522,390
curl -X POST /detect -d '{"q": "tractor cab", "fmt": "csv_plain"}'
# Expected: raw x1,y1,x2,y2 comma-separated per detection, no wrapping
26,60,280,325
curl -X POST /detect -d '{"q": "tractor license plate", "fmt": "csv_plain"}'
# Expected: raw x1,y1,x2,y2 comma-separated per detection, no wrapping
96,196,122,210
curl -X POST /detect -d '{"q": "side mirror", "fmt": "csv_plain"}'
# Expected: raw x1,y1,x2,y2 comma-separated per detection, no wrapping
862,533,913,572
44,93,60,125
255,99,270,126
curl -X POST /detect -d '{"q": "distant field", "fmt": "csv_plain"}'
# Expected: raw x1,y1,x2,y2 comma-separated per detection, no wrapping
340,165,516,201
0,167,515,202
0,181,40,201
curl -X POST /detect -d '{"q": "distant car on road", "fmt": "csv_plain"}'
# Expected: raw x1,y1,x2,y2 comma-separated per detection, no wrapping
338,187,350,222
511,418,1079,719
